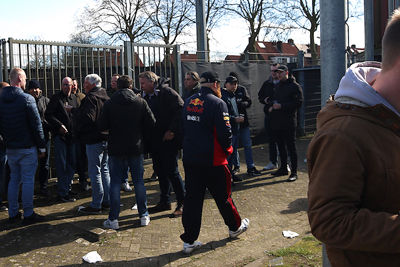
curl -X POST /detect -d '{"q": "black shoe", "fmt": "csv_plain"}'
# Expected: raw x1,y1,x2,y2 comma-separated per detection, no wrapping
78,206,102,214
58,195,76,203
22,212,46,225
9,212,22,223
171,203,183,218
149,202,171,213
287,173,298,182
69,190,79,196
232,166,240,175
247,167,261,177
232,174,243,182
102,203,110,211
272,168,289,176
38,188,49,197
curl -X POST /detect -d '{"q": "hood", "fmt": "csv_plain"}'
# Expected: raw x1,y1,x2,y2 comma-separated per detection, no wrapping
89,87,110,101
0,86,24,103
156,77,171,89
112,88,138,105
334,61,400,116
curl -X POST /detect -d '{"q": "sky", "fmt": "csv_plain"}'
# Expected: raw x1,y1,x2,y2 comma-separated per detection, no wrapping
0,0,365,58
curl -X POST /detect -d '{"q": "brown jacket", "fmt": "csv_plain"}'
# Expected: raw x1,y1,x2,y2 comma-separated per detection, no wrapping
307,101,400,267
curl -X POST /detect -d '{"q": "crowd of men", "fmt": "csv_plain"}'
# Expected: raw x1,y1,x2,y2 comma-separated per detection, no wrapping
0,63,303,253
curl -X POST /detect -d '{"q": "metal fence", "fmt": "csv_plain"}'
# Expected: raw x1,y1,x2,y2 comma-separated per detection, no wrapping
0,38,182,96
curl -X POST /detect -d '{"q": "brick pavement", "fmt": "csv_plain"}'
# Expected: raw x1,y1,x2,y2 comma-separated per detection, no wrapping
0,138,311,266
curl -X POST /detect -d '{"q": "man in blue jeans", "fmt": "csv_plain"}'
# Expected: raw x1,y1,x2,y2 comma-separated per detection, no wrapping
46,77,79,202
99,75,155,229
75,74,110,214
0,68,46,224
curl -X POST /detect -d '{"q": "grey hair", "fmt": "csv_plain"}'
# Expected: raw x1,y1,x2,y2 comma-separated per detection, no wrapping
85,74,102,87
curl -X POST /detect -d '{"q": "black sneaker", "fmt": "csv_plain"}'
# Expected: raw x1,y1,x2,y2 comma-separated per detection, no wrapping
58,195,76,203
78,206,102,214
148,202,171,213
271,168,289,176
8,212,22,223
232,174,243,182
22,212,46,225
232,166,240,175
69,190,79,196
102,203,110,211
287,173,298,182
247,167,261,177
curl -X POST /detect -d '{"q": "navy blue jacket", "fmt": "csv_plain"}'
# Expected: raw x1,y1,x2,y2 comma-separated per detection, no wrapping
221,88,240,135
0,86,45,149
183,87,233,167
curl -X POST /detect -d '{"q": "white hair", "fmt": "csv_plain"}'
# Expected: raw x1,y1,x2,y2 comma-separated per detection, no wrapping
85,74,102,87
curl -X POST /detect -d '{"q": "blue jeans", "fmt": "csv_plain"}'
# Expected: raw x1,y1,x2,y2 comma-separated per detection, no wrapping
232,127,255,170
54,136,76,197
108,154,148,220
0,148,7,203
86,141,110,209
6,147,38,218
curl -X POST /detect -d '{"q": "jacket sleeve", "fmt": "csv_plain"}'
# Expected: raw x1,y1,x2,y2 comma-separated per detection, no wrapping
308,131,400,253
238,86,252,109
167,90,184,135
281,83,303,111
45,95,63,131
98,100,110,132
26,95,46,149
214,101,232,154
75,96,97,134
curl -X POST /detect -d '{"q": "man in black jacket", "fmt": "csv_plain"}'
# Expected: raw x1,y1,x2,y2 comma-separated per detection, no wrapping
75,74,110,214
266,65,303,182
99,75,155,229
27,80,51,196
139,71,185,217
45,77,79,202
258,63,280,171
180,71,249,254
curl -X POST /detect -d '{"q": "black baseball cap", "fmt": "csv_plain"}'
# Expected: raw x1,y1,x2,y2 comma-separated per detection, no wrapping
225,76,238,84
200,71,220,83
27,80,40,90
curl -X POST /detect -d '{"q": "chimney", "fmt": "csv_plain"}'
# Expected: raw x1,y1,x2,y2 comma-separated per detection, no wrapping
277,41,282,53
183,50,189,55
288,39,294,45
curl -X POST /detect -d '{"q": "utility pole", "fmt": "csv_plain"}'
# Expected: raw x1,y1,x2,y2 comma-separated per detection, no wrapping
196,0,208,62
364,0,374,61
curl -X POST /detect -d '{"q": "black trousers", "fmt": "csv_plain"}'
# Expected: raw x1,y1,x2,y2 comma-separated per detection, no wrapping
272,128,297,173
180,164,242,244
152,143,185,205
264,115,278,164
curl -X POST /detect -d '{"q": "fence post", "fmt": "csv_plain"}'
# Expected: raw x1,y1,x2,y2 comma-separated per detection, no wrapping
8,38,14,71
174,44,183,96
124,41,134,78
0,39,4,82
296,51,305,137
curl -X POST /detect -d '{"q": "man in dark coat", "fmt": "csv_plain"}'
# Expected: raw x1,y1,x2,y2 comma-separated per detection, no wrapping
27,80,50,196
139,71,185,217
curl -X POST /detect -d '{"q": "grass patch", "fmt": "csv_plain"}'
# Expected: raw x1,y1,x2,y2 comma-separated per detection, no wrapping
266,235,322,266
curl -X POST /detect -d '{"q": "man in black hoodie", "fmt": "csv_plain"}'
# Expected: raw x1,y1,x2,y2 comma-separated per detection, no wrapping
99,75,155,229
27,80,50,196
266,65,303,182
139,71,185,218
75,74,110,214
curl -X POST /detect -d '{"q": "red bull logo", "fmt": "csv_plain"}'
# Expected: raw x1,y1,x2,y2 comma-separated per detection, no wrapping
189,98,204,106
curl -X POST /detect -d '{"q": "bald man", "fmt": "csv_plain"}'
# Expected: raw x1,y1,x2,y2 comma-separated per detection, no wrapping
45,77,79,202
0,68,46,224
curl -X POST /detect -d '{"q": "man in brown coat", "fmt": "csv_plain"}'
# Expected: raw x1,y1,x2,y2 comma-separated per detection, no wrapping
308,8,400,267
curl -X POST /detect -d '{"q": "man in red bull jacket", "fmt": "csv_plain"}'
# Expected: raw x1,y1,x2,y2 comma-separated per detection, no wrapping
180,71,249,254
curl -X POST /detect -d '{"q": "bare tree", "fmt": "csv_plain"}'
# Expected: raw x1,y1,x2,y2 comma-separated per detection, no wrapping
74,0,153,44
274,0,320,63
147,0,194,45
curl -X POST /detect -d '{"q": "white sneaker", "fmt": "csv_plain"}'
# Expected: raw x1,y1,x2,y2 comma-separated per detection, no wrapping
183,241,202,254
121,182,132,192
229,218,249,238
140,215,150,226
103,219,119,230
263,162,277,170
